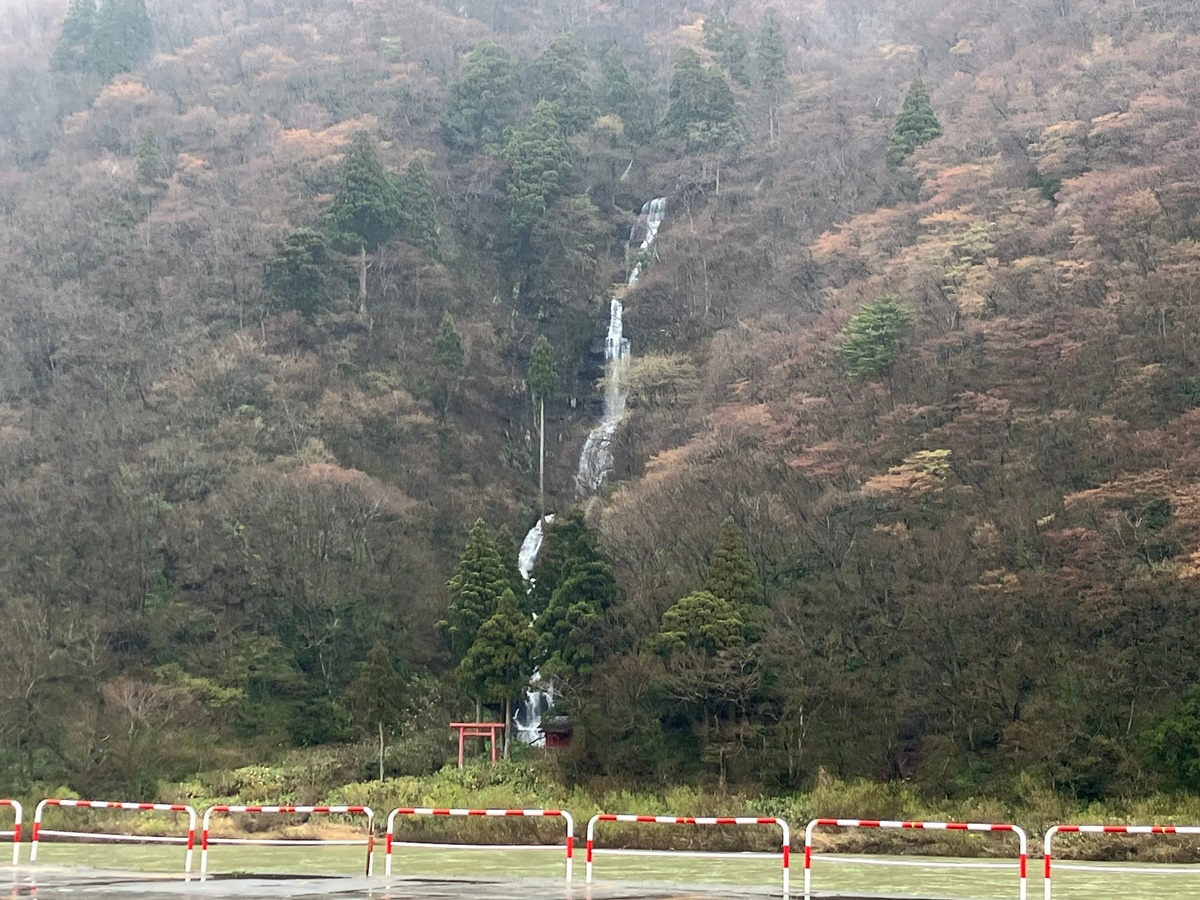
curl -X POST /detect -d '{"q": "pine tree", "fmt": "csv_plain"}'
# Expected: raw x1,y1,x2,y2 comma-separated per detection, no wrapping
343,642,407,781
837,294,915,378
433,312,465,414
531,34,596,135
441,40,524,158
755,8,788,141
660,49,745,152
325,131,401,317
527,335,557,520
886,77,941,165
262,227,331,319
51,0,96,73
703,11,751,88
705,516,763,609
503,101,574,248
440,520,512,663
458,589,536,758
136,127,160,185
655,590,746,656
396,158,439,259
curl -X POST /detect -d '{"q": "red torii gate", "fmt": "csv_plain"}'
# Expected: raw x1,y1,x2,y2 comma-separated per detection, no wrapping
450,722,505,768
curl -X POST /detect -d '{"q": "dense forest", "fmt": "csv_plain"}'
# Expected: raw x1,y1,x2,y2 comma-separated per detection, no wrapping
2,0,1200,810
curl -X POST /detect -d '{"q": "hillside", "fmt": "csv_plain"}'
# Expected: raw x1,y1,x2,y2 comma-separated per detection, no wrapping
1,0,1200,802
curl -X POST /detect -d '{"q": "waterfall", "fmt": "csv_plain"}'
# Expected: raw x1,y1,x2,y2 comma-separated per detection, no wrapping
514,197,667,745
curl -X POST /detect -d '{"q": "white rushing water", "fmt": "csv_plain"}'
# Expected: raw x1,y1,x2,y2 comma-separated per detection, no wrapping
515,198,667,744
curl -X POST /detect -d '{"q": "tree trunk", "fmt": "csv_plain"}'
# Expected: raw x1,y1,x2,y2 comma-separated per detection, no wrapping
538,397,545,520
503,697,511,760
378,721,385,782
357,244,369,317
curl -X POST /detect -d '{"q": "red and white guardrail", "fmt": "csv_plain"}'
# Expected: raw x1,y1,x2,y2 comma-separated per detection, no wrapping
200,805,374,877
586,814,791,895
1043,824,1200,900
1,800,21,866
384,807,574,881
29,799,198,872
804,818,1028,900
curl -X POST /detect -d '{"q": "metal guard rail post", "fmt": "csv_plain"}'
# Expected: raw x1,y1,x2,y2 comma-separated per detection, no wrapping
1043,824,1200,900
200,805,375,876
30,799,198,872
586,814,791,896
384,807,574,882
0,800,21,866
804,818,1027,900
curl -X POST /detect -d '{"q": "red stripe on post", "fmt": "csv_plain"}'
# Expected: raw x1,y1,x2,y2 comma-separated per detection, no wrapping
804,845,811,869
586,839,593,863
433,809,451,816
599,815,616,821
566,836,573,858
715,818,736,825
1020,853,1027,878
947,823,967,830
756,817,775,825
1044,853,1052,878
782,844,790,868
505,810,522,816
386,833,393,853
31,823,39,841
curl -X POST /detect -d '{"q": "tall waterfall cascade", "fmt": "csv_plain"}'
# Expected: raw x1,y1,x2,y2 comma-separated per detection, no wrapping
514,197,668,745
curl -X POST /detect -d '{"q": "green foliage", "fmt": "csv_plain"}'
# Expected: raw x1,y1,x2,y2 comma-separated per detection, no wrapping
598,48,650,143
836,294,916,378
655,590,746,656
492,525,527,598
135,127,160,185
755,8,788,104
503,101,574,246
262,227,331,319
527,196,607,309
704,516,763,609
52,0,152,79
441,40,524,158
660,49,745,151
530,34,596,135
1028,167,1062,205
1144,686,1200,791
527,335,558,401
343,642,407,737
886,77,942,165
528,509,608,615
396,159,440,259
325,131,401,253
536,559,618,679
458,589,537,704
440,520,512,661
703,11,751,88
433,312,465,378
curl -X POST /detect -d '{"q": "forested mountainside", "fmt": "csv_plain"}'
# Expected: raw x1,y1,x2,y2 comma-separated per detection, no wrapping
2,0,1200,804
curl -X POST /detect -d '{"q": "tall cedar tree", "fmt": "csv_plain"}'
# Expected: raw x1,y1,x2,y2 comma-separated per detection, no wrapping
492,525,527,599
89,0,152,79
837,294,915,378
135,127,160,185
441,40,523,158
703,11,751,87
503,101,574,250
343,642,407,781
530,34,596,135
660,49,744,151
755,8,788,141
325,132,400,316
704,516,763,608
536,558,618,680
528,509,607,615
433,312,465,414
51,0,96,73
440,520,510,661
527,335,558,520
396,159,440,259
458,589,536,758
655,590,746,656
886,77,941,165
262,227,331,319
598,48,648,143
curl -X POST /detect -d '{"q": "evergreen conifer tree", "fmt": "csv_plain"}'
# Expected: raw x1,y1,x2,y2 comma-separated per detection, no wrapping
325,131,401,316
396,159,439,259
441,520,512,664
503,101,574,249
344,642,407,781
136,127,160,185
528,509,606,615
527,335,557,520
51,0,96,73
886,77,941,165
433,312,465,414
703,11,751,88
262,227,331,319
458,589,536,758
536,558,618,680
492,524,527,600
755,8,788,140
660,49,744,152
705,516,763,608
441,40,524,158
89,0,152,79
655,590,746,656
598,48,647,142
531,34,596,135
837,294,915,378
